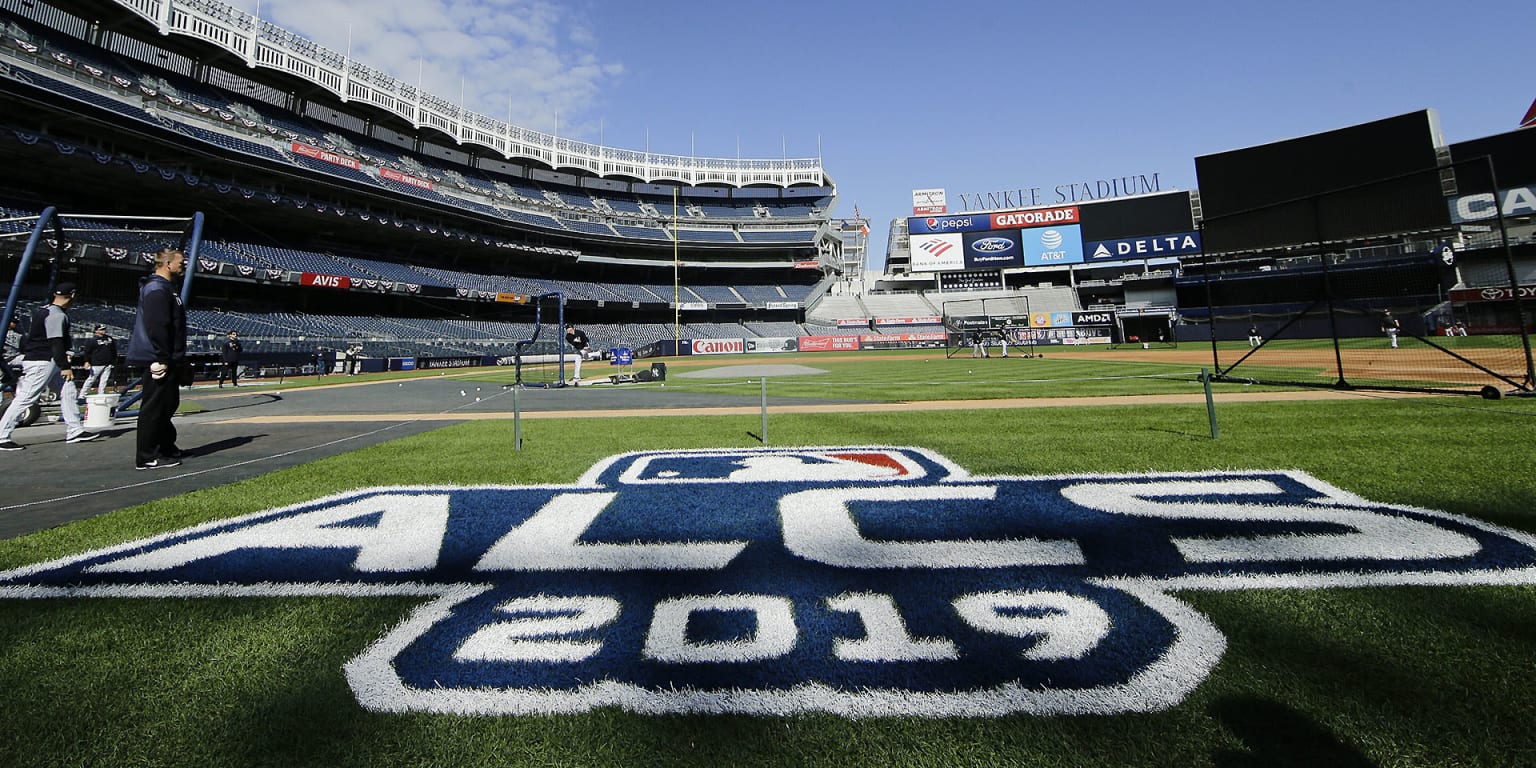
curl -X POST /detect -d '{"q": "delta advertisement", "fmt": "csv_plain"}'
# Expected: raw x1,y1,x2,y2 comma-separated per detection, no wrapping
1084,232,1202,262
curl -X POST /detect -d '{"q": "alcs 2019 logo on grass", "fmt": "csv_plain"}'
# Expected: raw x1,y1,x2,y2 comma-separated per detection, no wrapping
4,447,1536,718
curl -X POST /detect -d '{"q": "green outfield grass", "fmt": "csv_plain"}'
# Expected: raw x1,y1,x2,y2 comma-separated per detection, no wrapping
2,391,1535,767
464,351,1269,403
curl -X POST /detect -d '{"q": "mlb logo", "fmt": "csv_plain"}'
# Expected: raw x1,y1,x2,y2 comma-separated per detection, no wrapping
4,447,1534,718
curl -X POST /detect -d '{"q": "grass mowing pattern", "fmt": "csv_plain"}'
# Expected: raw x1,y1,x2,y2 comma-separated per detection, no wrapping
1,395,1534,766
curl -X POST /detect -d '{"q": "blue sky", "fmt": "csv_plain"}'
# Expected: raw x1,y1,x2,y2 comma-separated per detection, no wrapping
224,0,1534,271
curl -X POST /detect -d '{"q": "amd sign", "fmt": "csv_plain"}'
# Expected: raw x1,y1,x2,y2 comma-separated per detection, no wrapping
1073,311,1116,326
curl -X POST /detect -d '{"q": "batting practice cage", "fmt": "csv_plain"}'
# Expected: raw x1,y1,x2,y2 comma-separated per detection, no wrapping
2,208,204,422
511,292,570,388
1182,153,1534,398
943,296,1123,358
944,296,1034,358
2,206,203,353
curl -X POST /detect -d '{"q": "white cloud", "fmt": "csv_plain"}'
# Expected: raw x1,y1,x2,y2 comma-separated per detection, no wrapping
223,0,621,137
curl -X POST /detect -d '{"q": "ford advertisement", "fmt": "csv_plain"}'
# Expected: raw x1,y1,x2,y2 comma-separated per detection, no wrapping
962,230,1024,268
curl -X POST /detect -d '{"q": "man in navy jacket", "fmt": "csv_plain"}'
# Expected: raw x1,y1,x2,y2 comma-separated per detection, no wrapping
126,249,188,469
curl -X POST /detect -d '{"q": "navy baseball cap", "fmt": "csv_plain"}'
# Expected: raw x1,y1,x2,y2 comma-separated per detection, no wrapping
54,282,77,295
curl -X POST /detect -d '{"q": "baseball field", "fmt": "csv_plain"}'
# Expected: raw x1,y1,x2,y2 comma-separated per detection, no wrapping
1,345,1533,767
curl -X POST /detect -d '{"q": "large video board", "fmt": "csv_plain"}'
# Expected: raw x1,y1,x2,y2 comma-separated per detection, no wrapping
908,206,1083,272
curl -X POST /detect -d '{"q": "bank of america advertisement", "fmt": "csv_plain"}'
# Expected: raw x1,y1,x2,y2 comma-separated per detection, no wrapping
910,233,965,272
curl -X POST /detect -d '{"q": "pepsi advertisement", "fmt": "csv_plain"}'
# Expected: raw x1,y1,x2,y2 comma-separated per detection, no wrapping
907,213,992,235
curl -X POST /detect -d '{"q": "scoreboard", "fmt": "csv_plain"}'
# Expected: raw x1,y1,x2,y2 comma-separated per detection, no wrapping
906,192,1202,274
908,206,1083,272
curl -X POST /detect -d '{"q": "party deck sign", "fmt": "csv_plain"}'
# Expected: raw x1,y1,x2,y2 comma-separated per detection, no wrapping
3,447,1535,718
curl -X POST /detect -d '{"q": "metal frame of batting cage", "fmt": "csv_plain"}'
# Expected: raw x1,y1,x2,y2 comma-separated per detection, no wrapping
0,208,205,419
941,295,1036,359
513,291,567,388
1193,157,1534,398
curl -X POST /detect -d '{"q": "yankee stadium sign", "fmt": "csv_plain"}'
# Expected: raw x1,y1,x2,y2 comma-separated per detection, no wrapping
4,447,1535,718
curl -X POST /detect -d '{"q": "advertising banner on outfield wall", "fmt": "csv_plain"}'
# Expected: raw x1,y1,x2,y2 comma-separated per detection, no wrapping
1027,312,1078,328
691,339,744,355
1449,285,1536,302
416,356,483,370
859,332,947,350
876,316,943,326
946,315,993,331
745,337,799,353
798,335,861,352
1018,327,1113,345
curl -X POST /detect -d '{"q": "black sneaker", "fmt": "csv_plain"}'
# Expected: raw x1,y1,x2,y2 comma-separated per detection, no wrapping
135,457,182,470
66,432,101,444
0,440,24,452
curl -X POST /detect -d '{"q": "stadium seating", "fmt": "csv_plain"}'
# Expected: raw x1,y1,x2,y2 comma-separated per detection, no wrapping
0,6,838,363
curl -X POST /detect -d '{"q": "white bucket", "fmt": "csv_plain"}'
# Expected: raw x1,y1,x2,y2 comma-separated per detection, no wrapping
84,393,120,430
